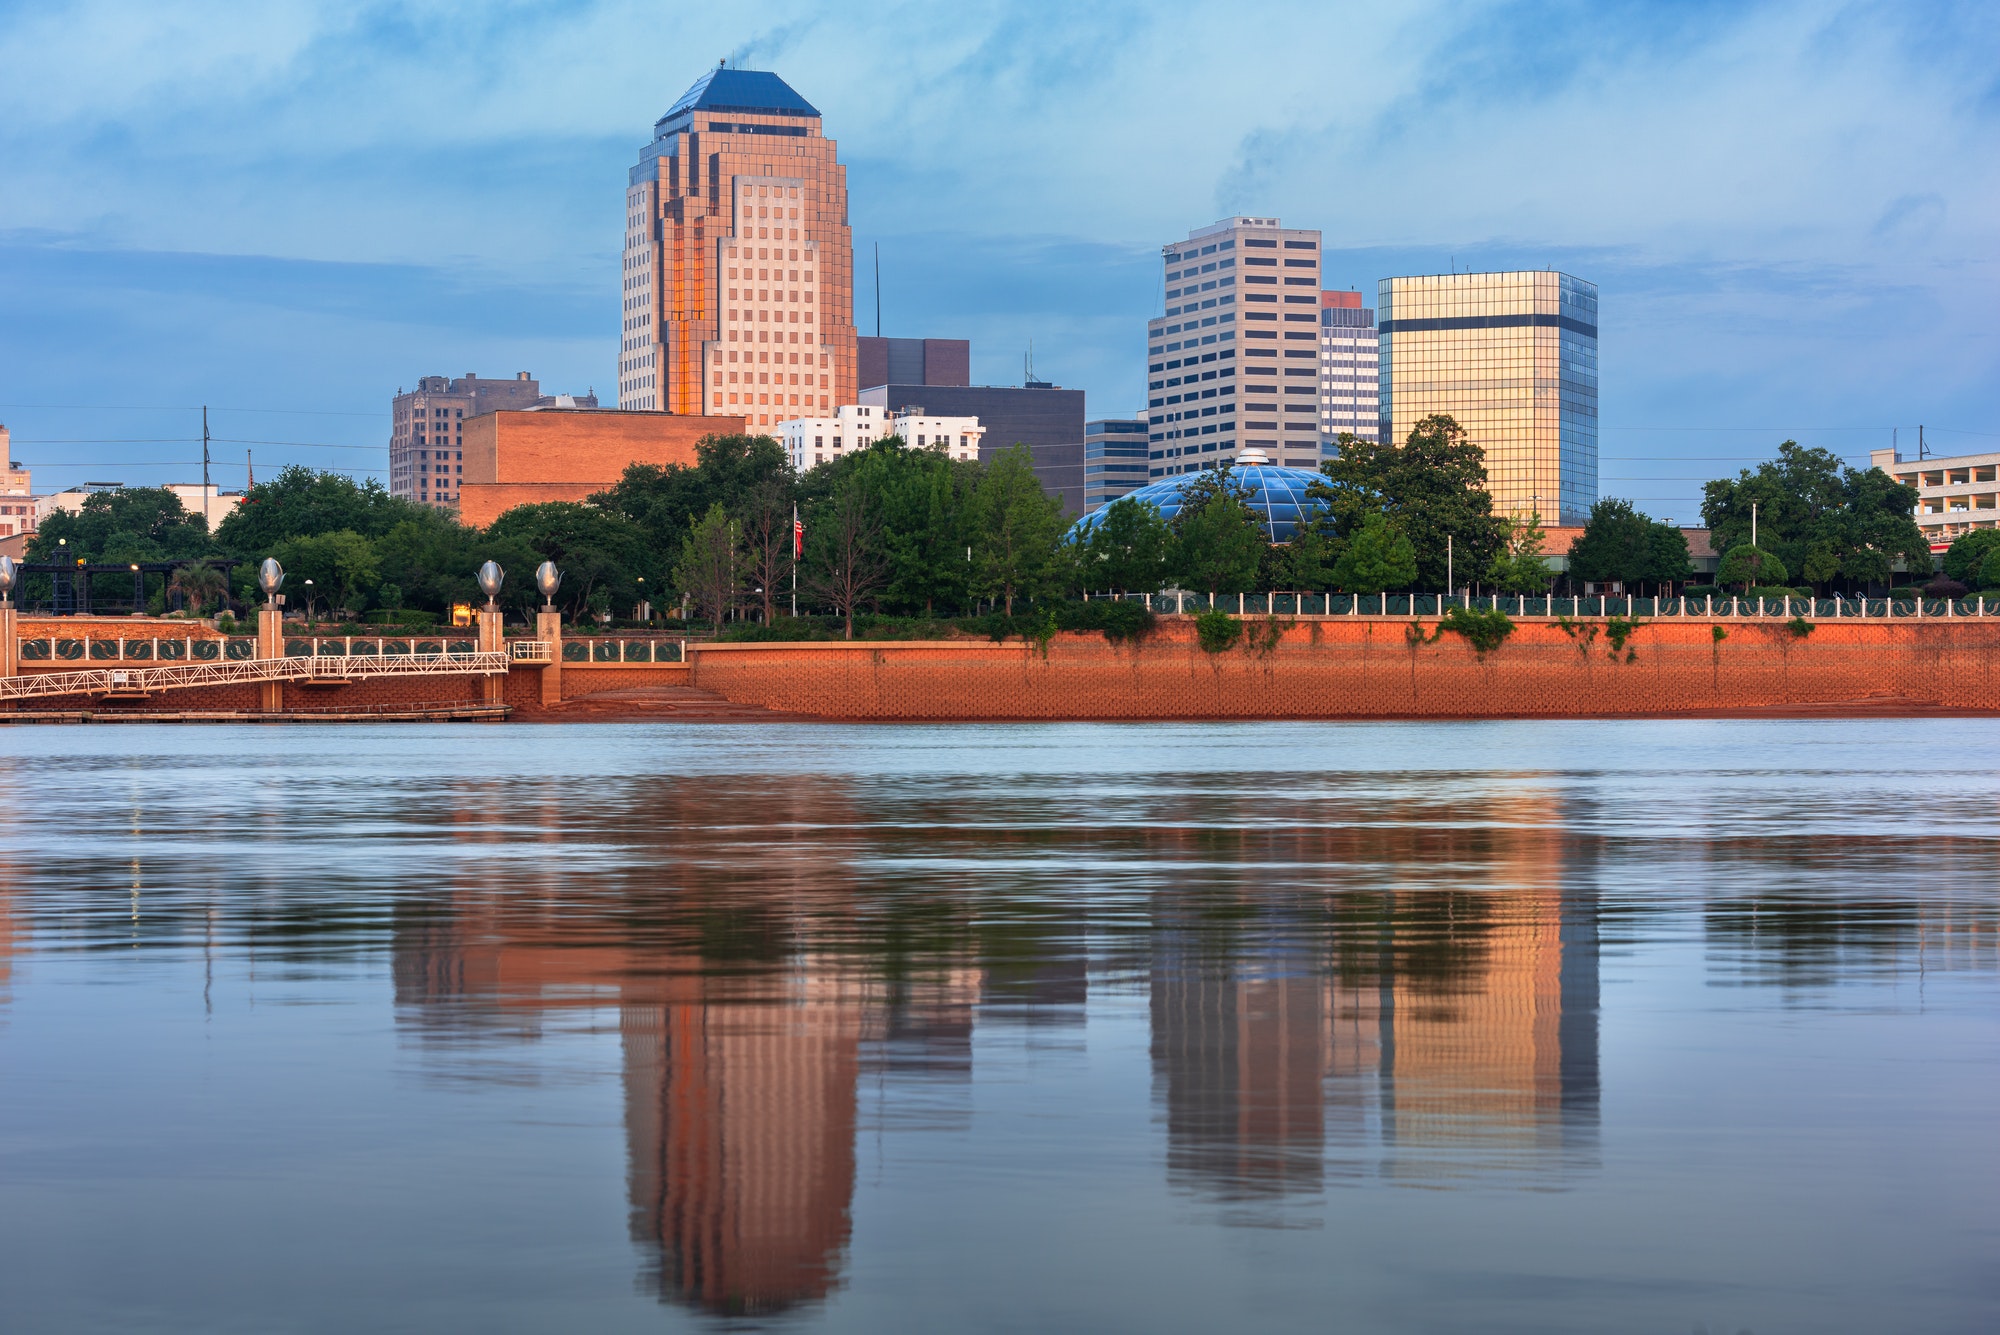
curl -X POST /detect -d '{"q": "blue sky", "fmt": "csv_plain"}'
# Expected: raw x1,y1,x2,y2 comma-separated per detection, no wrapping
1,0,1995,522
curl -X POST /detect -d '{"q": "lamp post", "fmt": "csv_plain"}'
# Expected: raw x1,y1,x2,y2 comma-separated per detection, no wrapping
0,554,17,678
303,579,316,629
475,560,505,703
129,562,142,616
255,558,285,713
533,561,563,708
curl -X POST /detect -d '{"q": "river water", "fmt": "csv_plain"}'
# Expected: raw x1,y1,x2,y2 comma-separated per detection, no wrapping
1,721,1995,1333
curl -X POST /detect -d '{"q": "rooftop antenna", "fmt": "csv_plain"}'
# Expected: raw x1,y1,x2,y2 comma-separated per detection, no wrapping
246,449,253,489
1920,424,1928,460
201,404,211,528
874,242,881,338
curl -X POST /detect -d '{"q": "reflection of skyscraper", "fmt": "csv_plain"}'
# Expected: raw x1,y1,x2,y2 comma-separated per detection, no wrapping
1151,949,1328,1202
623,975,860,1316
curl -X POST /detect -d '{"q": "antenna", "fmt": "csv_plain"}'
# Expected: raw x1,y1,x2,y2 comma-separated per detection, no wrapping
1920,424,1928,460
874,242,881,338
201,404,211,527
246,449,253,490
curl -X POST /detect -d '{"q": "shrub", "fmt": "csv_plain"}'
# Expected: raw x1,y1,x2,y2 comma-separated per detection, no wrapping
363,609,438,626
1922,577,1969,599
1089,598,1156,644
1195,608,1242,654
1787,616,1814,638
1712,625,1728,643
1434,605,1514,655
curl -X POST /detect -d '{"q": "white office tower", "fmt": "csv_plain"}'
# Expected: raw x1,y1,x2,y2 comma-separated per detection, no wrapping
1144,217,1323,478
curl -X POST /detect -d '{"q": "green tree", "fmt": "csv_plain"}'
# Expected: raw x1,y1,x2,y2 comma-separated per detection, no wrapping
214,466,423,554
1944,530,2000,585
802,475,888,638
590,433,792,571
1083,497,1171,593
1486,513,1552,594
1309,417,1506,591
1168,465,1265,595
863,439,977,615
1566,499,1690,591
166,558,229,615
1330,512,1417,594
1277,524,1340,591
1979,548,2000,591
370,510,534,619
671,503,742,632
269,530,380,614
487,501,654,621
1716,544,1788,590
1701,441,1926,592
27,488,214,566
968,444,1064,614
737,474,796,624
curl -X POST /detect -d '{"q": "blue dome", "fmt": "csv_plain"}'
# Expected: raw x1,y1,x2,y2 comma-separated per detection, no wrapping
1070,464,1328,543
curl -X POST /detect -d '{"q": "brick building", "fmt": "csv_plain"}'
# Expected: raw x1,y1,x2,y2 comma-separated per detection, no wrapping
620,66,857,429
457,408,743,528
390,373,597,510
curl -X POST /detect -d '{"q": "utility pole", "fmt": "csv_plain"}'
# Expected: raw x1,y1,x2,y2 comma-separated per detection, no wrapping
874,243,881,338
1919,424,1928,460
1447,534,1453,597
1751,501,1758,550
201,405,212,528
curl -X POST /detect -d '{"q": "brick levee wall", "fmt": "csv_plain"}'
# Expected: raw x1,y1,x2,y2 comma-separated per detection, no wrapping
687,620,2000,719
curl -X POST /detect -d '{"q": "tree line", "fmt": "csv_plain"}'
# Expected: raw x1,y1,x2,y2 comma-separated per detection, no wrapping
22,414,1948,626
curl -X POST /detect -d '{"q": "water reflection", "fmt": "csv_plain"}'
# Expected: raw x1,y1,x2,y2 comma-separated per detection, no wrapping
4,726,1999,1332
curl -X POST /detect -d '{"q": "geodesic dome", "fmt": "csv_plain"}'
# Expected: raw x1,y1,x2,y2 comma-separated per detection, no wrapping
1069,463,1328,544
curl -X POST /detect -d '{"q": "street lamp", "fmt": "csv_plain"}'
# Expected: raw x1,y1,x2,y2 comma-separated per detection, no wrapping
303,578,316,628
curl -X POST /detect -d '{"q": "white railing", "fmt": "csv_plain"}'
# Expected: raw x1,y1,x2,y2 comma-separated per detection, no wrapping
508,640,554,663
0,651,511,702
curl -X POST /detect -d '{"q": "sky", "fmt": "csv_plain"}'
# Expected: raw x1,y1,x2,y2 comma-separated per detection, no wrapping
1,0,1996,523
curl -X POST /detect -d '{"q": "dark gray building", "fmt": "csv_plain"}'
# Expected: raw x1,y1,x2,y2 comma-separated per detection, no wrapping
857,337,969,390
857,382,1087,517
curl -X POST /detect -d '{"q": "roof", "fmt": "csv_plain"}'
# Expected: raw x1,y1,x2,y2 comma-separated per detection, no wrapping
658,68,820,126
1071,465,1329,544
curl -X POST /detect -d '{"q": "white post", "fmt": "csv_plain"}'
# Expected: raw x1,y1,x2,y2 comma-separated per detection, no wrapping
1706,594,1713,617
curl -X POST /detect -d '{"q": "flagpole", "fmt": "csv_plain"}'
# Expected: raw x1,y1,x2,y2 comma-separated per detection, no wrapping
791,504,799,619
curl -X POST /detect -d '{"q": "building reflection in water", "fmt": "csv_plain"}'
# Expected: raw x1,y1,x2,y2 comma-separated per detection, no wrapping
1150,803,1600,1204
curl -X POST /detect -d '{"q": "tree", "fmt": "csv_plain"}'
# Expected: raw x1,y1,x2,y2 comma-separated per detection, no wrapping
1566,499,1689,591
1330,513,1417,593
803,477,888,638
1701,441,1926,592
968,444,1064,614
269,530,380,614
214,466,422,554
1716,544,1788,590
671,503,742,632
166,559,228,615
1309,417,1506,591
27,487,214,564
864,439,976,615
1083,497,1171,593
1276,523,1339,591
591,433,792,571
1168,465,1264,595
1486,513,1552,594
1944,530,2000,585
370,510,535,619
1979,548,2000,591
486,501,655,621
737,474,795,624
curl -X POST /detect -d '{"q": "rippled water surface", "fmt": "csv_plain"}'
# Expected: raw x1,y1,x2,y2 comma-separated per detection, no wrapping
2,721,1997,1333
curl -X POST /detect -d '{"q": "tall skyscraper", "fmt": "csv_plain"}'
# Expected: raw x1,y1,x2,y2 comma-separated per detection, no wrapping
1145,217,1324,477
1316,291,1378,451
1377,271,1598,526
1083,417,1150,510
620,66,856,427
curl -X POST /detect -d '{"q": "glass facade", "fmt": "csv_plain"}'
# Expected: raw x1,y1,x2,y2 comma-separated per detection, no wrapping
1377,271,1597,527
1083,418,1151,511
1070,463,1328,544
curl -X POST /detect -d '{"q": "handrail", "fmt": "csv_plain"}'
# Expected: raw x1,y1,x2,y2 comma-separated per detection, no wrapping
0,651,511,702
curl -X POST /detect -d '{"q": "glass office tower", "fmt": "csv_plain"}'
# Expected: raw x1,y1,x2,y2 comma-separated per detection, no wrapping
1377,271,1597,526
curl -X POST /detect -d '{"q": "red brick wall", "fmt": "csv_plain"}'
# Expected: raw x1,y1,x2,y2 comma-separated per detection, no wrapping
687,620,2000,719
459,408,744,527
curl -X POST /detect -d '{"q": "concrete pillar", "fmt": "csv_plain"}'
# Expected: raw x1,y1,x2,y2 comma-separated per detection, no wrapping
258,604,284,714
0,600,16,679
478,607,505,706
537,608,562,706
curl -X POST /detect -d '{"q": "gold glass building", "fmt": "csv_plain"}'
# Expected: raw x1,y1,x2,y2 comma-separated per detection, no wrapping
620,67,856,426
1377,271,1597,526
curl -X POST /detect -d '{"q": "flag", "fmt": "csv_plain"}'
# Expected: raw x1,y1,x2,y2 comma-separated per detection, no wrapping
793,506,804,558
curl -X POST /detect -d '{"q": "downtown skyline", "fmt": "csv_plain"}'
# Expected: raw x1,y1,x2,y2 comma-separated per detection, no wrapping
0,0,1995,525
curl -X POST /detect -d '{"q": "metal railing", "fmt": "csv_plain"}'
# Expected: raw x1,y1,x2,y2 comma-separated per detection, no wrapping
0,652,511,702
1086,591,2000,620
509,640,554,663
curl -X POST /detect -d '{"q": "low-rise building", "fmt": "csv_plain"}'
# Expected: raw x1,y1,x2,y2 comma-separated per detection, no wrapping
390,372,598,510
457,407,741,528
778,405,982,472
1870,446,2000,551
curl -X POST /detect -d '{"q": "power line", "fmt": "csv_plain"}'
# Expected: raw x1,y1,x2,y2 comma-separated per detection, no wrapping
0,402,386,417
